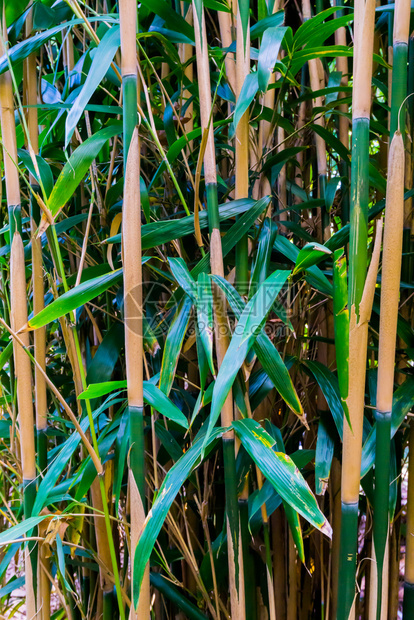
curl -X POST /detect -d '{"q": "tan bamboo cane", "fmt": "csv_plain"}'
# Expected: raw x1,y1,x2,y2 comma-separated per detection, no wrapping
0,9,36,617
370,132,404,620
24,7,50,618
192,3,245,616
122,126,150,618
336,2,377,617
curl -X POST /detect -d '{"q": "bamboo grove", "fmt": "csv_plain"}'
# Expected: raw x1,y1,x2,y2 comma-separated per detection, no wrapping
0,0,413,618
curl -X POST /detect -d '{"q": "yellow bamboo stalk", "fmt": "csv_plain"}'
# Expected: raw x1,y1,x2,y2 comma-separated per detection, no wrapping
0,9,36,617
10,235,36,617
334,8,350,152
122,126,151,619
376,133,404,415
24,8,48,446
342,219,382,504
218,10,236,95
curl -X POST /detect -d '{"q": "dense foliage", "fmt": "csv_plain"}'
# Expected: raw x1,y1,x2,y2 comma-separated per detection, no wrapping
0,0,412,618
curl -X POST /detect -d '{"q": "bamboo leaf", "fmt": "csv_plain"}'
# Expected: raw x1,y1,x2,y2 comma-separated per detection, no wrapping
28,269,123,329
65,26,121,148
204,270,290,447
48,125,121,217
258,26,287,92
233,419,332,537
292,242,332,275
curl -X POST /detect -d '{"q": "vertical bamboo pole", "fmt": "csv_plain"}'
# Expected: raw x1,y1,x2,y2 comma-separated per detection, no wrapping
192,2,245,616
119,2,150,616
24,7,49,618
0,9,36,616
372,131,404,620
336,2,377,615
371,2,410,616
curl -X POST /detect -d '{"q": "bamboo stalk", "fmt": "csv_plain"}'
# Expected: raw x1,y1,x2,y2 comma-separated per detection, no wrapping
0,9,36,616
372,131,404,620
403,422,414,617
24,6,48,478
192,3,245,616
119,1,150,616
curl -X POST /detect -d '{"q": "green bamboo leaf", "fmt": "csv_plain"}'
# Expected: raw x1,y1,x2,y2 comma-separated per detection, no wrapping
233,72,259,130
250,218,278,291
303,360,343,436
168,257,197,300
258,27,287,92
65,26,121,148
292,242,332,275
203,270,290,447
133,427,224,607
315,417,335,496
159,296,193,396
250,11,285,40
140,0,194,40
293,6,347,48
143,383,188,428
79,381,188,428
0,17,118,74
28,269,123,329
233,419,332,537
105,197,258,247
274,235,333,296
0,516,51,546
33,396,122,514
0,342,13,371
265,421,305,562
18,149,54,197
150,573,208,620
212,275,303,416
48,125,121,217
197,273,215,376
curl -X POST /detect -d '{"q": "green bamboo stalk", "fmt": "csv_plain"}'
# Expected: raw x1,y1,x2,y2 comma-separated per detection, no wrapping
389,0,410,139
119,1,150,617
336,2,377,616
373,131,404,620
